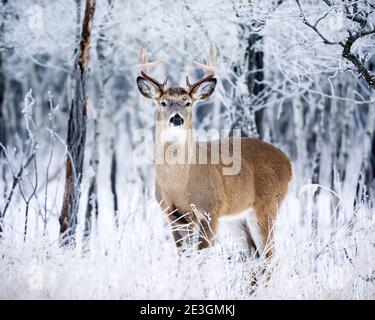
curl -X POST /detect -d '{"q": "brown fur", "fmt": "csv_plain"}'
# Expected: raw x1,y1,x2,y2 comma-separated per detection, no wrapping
137,77,292,257
155,135,292,256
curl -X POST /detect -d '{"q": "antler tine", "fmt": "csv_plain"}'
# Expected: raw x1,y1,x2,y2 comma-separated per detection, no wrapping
138,43,167,92
138,42,146,65
186,43,217,94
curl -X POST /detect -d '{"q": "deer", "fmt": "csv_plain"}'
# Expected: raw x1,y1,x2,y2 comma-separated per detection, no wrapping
136,44,292,258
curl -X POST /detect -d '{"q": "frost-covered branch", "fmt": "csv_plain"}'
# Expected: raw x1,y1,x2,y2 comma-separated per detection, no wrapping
296,0,375,90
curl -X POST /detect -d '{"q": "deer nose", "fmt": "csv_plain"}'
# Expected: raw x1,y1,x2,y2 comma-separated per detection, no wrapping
169,114,184,127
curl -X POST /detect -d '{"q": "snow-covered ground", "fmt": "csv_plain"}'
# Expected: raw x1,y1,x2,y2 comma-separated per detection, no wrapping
1,171,374,299
0,125,374,300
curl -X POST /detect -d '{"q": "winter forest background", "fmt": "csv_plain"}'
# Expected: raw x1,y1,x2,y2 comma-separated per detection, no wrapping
0,0,375,299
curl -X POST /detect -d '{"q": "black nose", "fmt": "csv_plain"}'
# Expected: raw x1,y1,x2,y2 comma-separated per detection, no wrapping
169,114,184,127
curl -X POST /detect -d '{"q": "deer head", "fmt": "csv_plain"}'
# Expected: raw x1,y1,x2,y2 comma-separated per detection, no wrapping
137,43,217,130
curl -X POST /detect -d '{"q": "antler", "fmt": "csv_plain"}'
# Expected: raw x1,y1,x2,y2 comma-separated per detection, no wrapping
138,43,167,92
186,43,216,94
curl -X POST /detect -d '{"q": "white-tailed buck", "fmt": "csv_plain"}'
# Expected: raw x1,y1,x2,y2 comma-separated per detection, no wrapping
137,44,292,257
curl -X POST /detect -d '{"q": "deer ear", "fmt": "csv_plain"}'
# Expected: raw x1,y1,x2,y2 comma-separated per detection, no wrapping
191,78,217,101
137,76,162,99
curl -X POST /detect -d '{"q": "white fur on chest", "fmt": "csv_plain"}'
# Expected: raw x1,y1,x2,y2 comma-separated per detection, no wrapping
161,127,187,144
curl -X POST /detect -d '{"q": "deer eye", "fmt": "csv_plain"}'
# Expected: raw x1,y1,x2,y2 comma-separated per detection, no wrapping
185,102,191,107
160,101,167,107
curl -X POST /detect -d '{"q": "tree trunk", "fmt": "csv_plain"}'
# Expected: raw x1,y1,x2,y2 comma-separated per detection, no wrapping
0,39,6,184
83,0,114,244
83,113,99,242
0,49,5,151
356,104,375,204
59,0,96,247
231,24,259,137
110,137,119,228
0,15,6,234
362,59,375,201
0,10,6,153
245,27,264,138
311,96,324,237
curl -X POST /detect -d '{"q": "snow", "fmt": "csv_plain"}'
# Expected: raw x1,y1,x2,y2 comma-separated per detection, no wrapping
0,165,374,299
1,0,375,300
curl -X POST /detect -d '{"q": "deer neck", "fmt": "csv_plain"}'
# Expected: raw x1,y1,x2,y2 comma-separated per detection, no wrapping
155,120,195,184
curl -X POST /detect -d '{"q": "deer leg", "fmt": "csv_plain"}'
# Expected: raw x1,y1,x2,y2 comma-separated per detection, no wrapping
254,202,277,258
240,220,259,258
171,229,183,249
197,217,218,250
168,209,193,249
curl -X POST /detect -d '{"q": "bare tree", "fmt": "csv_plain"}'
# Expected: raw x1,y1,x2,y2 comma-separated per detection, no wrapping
0,0,8,196
0,145,35,236
110,137,119,227
0,19,5,151
296,0,375,89
59,0,96,246
296,0,375,201
0,90,37,236
231,1,263,138
230,20,259,137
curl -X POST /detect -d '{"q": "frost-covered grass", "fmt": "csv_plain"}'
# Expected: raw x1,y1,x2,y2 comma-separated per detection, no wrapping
1,128,374,299
0,128,374,299
1,182,374,299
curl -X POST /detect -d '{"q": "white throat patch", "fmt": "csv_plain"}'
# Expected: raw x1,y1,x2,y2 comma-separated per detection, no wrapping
161,127,187,144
